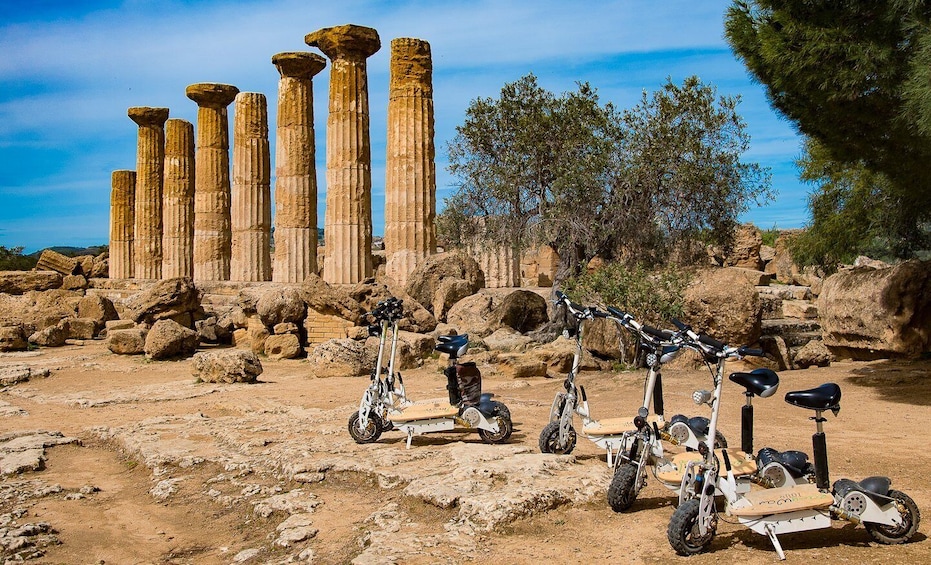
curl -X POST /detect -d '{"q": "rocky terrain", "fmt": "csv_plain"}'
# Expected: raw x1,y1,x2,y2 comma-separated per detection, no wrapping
0,341,928,564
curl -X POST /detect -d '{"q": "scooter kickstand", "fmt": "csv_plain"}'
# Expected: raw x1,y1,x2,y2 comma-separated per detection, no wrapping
765,523,786,560
405,428,414,450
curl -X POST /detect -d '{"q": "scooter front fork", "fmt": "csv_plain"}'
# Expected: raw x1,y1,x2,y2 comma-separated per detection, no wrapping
697,468,718,536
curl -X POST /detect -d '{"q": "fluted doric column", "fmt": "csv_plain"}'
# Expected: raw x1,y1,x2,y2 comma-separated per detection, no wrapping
186,83,239,281
231,92,272,282
128,106,168,280
384,38,437,287
162,118,195,279
109,169,136,279
272,51,326,283
305,24,380,285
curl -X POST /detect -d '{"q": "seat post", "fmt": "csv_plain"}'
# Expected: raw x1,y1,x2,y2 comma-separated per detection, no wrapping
742,392,754,455
811,408,830,490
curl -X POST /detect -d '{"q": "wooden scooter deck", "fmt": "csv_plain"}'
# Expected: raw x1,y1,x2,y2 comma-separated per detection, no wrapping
729,483,834,517
582,417,630,436
388,400,459,423
655,449,758,484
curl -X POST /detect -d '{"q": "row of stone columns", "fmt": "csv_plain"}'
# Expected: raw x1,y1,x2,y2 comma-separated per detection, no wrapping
110,25,436,287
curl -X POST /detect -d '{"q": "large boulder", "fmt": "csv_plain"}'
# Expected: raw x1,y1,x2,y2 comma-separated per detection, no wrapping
0,325,28,352
264,333,303,360
819,260,931,358
489,290,548,334
724,223,763,270
28,324,67,347
582,317,626,361
144,319,199,360
256,287,306,327
445,293,497,337
107,328,147,355
0,271,62,295
404,252,484,313
767,232,802,284
59,317,97,340
124,277,199,325
683,268,762,346
76,295,118,327
192,350,263,383
349,280,437,334
432,278,475,323
305,338,373,378
793,340,832,369
299,274,365,324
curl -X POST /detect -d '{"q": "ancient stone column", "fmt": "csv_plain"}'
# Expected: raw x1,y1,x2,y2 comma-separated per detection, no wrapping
128,106,169,280
384,38,437,287
230,92,272,282
271,51,326,283
186,83,239,281
109,170,136,279
162,118,195,279
305,24,380,285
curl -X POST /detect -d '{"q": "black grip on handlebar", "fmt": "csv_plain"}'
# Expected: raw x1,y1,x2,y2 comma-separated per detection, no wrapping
591,307,609,318
554,290,566,301
699,333,726,350
643,325,674,340
738,347,764,357
606,306,627,319
671,318,688,331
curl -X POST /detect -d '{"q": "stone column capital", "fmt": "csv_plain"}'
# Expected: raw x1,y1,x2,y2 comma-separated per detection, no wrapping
127,107,169,127
305,24,380,61
186,83,239,108
272,51,327,79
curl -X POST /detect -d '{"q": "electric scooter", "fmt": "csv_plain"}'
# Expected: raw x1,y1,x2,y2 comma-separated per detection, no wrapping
667,336,921,558
348,297,413,443
539,293,720,469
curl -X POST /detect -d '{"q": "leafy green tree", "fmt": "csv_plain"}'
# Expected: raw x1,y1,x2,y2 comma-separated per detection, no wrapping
725,1,931,256
0,246,37,271
791,139,927,268
441,74,771,282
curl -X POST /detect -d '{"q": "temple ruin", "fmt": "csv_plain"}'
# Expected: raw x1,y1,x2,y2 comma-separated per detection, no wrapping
109,169,136,279
271,51,327,283
162,118,195,279
127,106,169,280
231,92,272,282
306,24,381,285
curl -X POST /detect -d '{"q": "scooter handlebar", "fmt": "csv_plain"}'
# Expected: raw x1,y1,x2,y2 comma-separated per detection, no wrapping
737,346,764,357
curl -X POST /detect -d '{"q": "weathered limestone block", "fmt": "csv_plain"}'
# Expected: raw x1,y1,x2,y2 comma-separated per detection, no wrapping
793,340,833,369
187,83,239,282
128,106,169,280
256,287,306,327
384,38,437,287
405,251,484,313
35,249,79,276
231,92,272,282
306,24,381,285
123,277,199,325
192,349,262,383
62,274,87,291
432,278,474,323
162,118,195,279
144,319,199,360
491,290,548,334
264,333,303,360
683,268,762,346
107,328,147,355
60,317,97,340
77,295,118,327
819,260,931,358
0,271,62,295
110,170,136,279
724,223,763,270
0,325,28,351
29,325,67,347
305,337,371,377
272,52,327,283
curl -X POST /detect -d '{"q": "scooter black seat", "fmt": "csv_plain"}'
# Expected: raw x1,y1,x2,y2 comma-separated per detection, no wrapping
834,476,894,504
757,447,813,478
435,334,469,357
785,383,841,410
729,368,779,398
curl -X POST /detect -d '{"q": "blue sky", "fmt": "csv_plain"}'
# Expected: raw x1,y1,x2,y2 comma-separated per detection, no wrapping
0,0,808,253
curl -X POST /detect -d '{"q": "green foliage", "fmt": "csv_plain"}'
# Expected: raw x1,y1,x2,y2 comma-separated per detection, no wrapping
562,262,692,327
760,224,779,247
790,139,930,268
441,74,771,283
725,1,931,255
0,246,37,271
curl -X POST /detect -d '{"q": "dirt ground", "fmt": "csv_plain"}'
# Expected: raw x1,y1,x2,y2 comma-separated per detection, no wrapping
0,341,928,564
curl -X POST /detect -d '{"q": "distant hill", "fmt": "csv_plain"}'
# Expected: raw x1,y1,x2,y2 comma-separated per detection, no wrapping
28,245,108,258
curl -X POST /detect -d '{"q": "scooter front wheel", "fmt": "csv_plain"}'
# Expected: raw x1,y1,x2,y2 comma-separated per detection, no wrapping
478,415,513,444
348,410,383,444
538,420,577,454
607,463,639,512
667,499,715,556
865,489,921,544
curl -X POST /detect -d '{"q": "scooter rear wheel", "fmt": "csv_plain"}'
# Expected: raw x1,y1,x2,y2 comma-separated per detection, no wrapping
538,420,577,454
667,499,715,556
865,489,921,544
478,415,513,444
607,463,639,512
348,410,383,444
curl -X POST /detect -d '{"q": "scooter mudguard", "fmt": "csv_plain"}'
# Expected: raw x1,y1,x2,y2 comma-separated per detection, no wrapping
477,397,500,417
834,476,894,504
